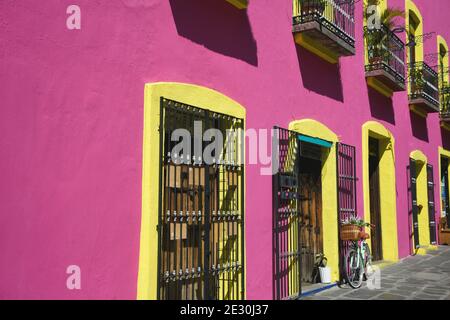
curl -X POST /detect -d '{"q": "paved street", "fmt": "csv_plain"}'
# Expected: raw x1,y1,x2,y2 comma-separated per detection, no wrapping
303,246,450,300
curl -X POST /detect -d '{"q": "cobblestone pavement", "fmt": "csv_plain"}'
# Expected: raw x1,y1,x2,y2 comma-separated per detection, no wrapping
303,246,450,300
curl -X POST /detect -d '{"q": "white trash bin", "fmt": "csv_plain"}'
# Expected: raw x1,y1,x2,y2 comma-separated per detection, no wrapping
319,266,331,284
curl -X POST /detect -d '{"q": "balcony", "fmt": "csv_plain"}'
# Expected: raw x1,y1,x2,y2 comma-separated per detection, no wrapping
408,62,440,115
364,25,406,97
226,0,248,9
441,85,450,124
293,0,355,64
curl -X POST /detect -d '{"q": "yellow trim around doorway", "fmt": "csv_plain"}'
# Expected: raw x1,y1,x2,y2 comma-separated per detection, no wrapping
410,150,432,252
289,119,340,282
362,121,399,262
137,82,246,300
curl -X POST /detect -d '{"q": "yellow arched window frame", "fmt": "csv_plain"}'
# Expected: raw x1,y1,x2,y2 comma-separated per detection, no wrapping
437,36,449,88
405,0,424,65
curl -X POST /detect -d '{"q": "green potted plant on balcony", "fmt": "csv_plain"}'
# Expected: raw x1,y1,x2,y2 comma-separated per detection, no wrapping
442,82,450,114
410,67,425,95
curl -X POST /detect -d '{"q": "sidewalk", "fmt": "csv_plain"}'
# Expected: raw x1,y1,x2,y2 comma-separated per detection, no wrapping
302,246,450,300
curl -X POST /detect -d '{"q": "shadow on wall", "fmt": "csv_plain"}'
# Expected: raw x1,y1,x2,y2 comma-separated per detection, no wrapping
410,111,429,142
296,46,344,102
367,87,395,125
442,127,450,150
169,0,258,66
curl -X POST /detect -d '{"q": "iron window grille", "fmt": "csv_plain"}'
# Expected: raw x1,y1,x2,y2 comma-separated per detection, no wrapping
336,142,358,282
158,97,245,300
426,164,437,245
408,159,420,250
293,0,356,48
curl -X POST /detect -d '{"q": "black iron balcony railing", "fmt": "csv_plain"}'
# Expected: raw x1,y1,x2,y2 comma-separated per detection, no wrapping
441,85,450,119
293,0,355,48
364,25,406,85
408,62,440,111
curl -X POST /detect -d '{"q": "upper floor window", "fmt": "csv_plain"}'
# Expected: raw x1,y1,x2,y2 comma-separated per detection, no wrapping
406,2,440,115
438,38,450,122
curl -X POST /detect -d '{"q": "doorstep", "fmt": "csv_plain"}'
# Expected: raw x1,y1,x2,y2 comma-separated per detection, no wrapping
415,245,439,256
372,260,397,269
299,282,338,299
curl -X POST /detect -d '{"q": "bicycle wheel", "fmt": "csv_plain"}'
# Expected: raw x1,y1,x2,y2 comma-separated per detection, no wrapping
344,248,364,289
363,243,375,280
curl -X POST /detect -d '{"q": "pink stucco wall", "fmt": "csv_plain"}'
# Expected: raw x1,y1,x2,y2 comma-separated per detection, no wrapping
0,0,449,299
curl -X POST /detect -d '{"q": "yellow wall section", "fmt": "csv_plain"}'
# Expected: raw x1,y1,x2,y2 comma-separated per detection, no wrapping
226,0,248,9
410,150,431,248
294,34,339,64
293,0,339,64
362,121,399,262
288,119,340,282
137,82,246,300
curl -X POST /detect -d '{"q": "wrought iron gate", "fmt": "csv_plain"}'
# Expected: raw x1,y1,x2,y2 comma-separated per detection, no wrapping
273,127,301,300
158,97,245,300
409,158,420,249
336,143,358,282
427,164,437,245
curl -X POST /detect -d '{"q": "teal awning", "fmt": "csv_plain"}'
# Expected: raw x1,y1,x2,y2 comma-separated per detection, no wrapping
298,135,333,148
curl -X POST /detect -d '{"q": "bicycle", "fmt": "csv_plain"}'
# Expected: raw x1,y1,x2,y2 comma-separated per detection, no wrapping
343,230,376,289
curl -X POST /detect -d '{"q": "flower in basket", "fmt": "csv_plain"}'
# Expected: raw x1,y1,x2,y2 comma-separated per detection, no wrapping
341,217,372,228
